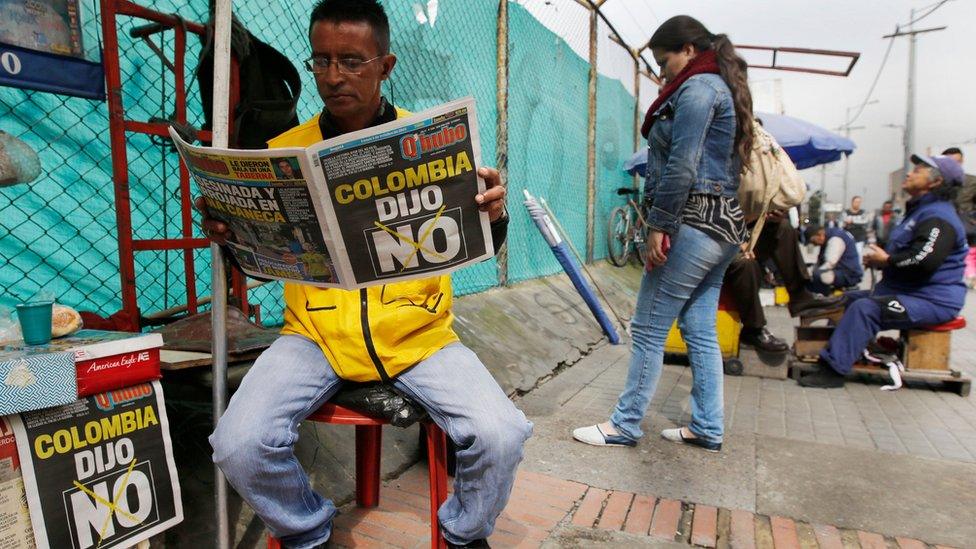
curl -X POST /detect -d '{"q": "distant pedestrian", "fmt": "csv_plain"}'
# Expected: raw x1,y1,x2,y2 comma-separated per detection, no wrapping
573,15,753,453
943,147,976,287
843,195,870,258
871,200,898,249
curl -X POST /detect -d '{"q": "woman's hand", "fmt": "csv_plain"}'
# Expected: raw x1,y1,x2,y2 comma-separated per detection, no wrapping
647,230,669,266
739,242,755,260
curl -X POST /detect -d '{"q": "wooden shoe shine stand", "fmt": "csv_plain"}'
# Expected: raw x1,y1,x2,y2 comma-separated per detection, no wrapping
790,311,971,396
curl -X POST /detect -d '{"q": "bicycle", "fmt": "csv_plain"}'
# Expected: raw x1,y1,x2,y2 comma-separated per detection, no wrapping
606,187,649,267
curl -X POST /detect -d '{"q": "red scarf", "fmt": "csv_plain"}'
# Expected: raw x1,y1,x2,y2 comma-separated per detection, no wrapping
640,49,720,138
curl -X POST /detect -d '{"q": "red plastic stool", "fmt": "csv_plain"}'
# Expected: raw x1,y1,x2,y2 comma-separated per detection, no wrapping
267,401,449,549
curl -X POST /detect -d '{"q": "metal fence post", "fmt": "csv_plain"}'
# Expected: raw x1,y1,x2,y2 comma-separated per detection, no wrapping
585,5,598,263
496,0,509,286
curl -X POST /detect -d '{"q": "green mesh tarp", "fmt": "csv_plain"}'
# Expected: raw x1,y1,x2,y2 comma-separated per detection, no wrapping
505,3,635,284
0,0,634,327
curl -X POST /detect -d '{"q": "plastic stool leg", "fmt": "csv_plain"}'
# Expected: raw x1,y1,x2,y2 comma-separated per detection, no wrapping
267,536,281,548
356,425,382,508
425,423,449,549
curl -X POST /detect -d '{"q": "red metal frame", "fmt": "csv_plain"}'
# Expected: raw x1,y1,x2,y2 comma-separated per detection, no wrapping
735,45,860,77
99,0,251,328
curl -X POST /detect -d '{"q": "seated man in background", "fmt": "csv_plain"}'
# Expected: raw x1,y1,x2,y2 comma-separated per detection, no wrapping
805,224,864,294
726,212,842,352
799,154,967,388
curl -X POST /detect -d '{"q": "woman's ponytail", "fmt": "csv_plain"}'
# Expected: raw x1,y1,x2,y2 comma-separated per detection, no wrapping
711,33,754,166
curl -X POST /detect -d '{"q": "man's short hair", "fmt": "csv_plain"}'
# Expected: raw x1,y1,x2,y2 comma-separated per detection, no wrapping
308,0,390,54
804,224,824,242
942,147,963,157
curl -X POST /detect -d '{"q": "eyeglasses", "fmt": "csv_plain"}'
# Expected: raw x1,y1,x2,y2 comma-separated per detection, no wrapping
304,55,383,75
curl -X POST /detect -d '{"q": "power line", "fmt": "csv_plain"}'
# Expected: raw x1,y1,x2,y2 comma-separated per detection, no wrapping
637,0,660,26
616,0,652,46
845,31,896,127
846,0,952,128
906,0,953,26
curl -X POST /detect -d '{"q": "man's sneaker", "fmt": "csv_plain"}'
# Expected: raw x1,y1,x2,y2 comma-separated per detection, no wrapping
798,360,846,389
447,539,490,548
660,427,722,452
572,424,637,447
739,327,789,353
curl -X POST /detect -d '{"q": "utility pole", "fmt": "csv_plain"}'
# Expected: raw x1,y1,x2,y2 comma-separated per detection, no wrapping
906,8,916,175
839,100,875,205
883,12,946,174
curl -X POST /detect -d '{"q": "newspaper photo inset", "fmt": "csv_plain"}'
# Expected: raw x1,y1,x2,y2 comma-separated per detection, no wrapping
172,97,494,289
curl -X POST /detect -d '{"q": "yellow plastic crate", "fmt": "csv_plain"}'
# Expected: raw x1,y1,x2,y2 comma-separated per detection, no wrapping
663,309,742,359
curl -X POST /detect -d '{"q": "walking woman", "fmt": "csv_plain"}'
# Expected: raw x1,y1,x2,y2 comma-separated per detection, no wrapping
574,16,753,452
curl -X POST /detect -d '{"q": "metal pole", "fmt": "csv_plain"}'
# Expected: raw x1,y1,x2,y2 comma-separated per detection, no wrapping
842,107,851,207
633,54,641,190
210,0,232,547
904,7,915,175
820,165,827,222
495,0,509,286
585,6,598,263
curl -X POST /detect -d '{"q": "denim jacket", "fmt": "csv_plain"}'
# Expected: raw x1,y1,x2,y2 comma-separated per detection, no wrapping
644,73,740,235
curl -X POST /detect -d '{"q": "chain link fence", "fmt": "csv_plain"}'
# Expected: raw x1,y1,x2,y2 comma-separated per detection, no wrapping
0,0,644,327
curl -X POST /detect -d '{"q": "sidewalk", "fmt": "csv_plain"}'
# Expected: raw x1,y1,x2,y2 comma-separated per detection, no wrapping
322,296,976,548
327,462,958,548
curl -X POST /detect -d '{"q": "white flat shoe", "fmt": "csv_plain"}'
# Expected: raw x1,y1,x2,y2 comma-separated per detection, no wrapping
572,424,636,447
661,427,722,452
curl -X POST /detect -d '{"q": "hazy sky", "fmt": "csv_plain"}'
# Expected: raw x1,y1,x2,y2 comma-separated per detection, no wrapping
520,0,976,209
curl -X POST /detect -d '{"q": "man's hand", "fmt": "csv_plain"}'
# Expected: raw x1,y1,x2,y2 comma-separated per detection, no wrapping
766,209,787,222
475,167,507,222
647,230,668,266
863,243,889,268
194,196,232,245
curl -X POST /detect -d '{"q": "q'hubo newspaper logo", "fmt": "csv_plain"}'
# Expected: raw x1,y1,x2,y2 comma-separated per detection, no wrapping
33,384,163,548
337,119,474,278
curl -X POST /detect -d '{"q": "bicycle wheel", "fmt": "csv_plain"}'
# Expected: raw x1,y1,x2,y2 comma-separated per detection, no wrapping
606,206,633,266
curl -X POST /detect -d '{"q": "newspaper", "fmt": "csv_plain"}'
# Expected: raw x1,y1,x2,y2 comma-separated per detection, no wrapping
10,381,182,549
0,417,34,548
172,97,494,288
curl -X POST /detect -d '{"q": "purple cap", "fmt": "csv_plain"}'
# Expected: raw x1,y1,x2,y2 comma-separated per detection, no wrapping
911,153,965,186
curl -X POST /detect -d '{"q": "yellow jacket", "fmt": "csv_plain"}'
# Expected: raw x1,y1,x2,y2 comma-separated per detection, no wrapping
269,110,458,381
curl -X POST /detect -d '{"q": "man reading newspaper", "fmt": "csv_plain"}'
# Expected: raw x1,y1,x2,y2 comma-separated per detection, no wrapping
199,2,531,547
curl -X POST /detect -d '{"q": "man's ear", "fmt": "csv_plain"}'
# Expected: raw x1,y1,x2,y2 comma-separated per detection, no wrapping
380,54,397,80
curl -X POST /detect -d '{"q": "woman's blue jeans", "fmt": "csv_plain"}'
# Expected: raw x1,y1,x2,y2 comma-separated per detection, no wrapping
610,224,738,443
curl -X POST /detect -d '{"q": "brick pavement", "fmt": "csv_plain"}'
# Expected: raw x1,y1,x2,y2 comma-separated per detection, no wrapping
318,464,959,548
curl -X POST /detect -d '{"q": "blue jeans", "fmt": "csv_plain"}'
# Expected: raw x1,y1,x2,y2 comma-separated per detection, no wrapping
610,224,738,443
210,336,533,548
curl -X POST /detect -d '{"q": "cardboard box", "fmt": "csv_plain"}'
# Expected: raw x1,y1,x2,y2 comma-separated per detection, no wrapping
67,330,163,396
